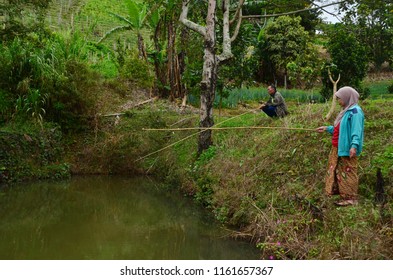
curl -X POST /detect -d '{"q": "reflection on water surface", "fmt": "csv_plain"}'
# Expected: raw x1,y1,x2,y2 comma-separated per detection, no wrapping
0,176,259,260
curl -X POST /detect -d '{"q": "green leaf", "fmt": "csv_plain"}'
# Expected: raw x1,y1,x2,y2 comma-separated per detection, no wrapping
125,0,144,29
149,8,161,28
98,25,132,43
257,28,265,42
109,12,133,27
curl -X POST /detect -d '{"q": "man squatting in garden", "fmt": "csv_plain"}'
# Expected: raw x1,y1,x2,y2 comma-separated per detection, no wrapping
259,84,289,118
316,86,365,206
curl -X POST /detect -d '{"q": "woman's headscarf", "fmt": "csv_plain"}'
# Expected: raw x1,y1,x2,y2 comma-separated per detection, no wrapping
334,86,360,126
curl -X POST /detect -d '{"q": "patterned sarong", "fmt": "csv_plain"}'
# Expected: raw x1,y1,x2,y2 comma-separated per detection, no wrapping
325,146,358,199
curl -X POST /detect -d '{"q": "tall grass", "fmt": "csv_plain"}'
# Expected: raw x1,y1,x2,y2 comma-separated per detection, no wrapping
364,80,392,99
46,0,145,48
188,87,325,108
0,30,116,130
187,81,392,109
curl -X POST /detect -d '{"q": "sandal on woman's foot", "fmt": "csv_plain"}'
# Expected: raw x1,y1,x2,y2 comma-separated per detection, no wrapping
334,199,358,206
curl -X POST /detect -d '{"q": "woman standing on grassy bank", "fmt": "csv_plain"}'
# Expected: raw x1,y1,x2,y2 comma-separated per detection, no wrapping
317,86,365,206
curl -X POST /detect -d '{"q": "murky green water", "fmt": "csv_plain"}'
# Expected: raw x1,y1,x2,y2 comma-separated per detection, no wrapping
0,176,260,260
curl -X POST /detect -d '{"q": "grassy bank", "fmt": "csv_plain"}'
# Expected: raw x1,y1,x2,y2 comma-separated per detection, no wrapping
0,122,70,183
64,87,393,259
1,76,392,259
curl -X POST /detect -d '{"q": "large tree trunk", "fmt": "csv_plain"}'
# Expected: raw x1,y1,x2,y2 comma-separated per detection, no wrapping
178,27,188,109
167,20,183,101
152,17,184,100
180,0,243,155
167,20,175,101
198,0,217,154
137,32,147,60
152,21,168,97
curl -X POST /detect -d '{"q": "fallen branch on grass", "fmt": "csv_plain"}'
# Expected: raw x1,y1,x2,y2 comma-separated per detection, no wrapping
100,97,158,117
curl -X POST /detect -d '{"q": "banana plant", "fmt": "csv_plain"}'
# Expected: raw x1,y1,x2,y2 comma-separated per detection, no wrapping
98,0,160,60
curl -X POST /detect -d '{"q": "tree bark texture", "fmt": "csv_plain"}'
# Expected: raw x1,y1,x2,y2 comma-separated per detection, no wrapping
152,16,184,100
180,0,243,155
153,21,169,98
198,0,217,154
137,33,147,60
167,20,183,101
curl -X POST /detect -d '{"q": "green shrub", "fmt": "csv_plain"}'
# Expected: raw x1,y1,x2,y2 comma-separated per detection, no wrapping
45,59,100,132
0,31,105,131
0,122,69,183
15,89,48,125
360,87,371,100
0,90,13,124
194,87,324,109
388,80,393,94
119,52,154,89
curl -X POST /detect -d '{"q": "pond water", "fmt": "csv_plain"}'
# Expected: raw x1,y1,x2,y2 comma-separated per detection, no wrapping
0,176,260,260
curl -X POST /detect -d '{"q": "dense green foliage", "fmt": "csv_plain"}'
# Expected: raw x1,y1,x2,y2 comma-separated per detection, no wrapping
389,81,393,94
0,0,52,42
341,0,393,70
218,22,260,89
0,122,69,183
119,51,154,88
243,0,322,34
260,16,320,88
0,32,106,131
0,0,392,260
320,23,370,100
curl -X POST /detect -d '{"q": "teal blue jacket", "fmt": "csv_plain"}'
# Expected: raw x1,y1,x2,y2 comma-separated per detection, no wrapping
326,104,364,157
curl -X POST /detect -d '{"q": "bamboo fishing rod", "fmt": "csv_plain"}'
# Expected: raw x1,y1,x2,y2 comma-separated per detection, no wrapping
143,126,316,132
135,110,254,162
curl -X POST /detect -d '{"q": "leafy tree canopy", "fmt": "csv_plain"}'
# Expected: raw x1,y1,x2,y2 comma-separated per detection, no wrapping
320,23,369,99
242,0,322,34
261,15,311,86
340,0,393,69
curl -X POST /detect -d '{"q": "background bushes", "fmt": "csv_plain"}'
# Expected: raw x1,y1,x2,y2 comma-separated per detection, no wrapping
0,122,69,183
0,31,106,131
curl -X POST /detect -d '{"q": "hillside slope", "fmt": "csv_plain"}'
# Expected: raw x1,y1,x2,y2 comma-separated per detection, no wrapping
47,0,143,45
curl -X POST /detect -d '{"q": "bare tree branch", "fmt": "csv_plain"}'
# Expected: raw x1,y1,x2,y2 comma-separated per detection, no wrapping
179,0,206,36
217,0,245,62
242,0,346,19
230,0,245,25
230,0,244,43
217,0,232,62
320,7,343,23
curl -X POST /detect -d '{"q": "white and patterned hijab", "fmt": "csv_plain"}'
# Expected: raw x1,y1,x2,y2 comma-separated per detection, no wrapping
334,86,360,126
